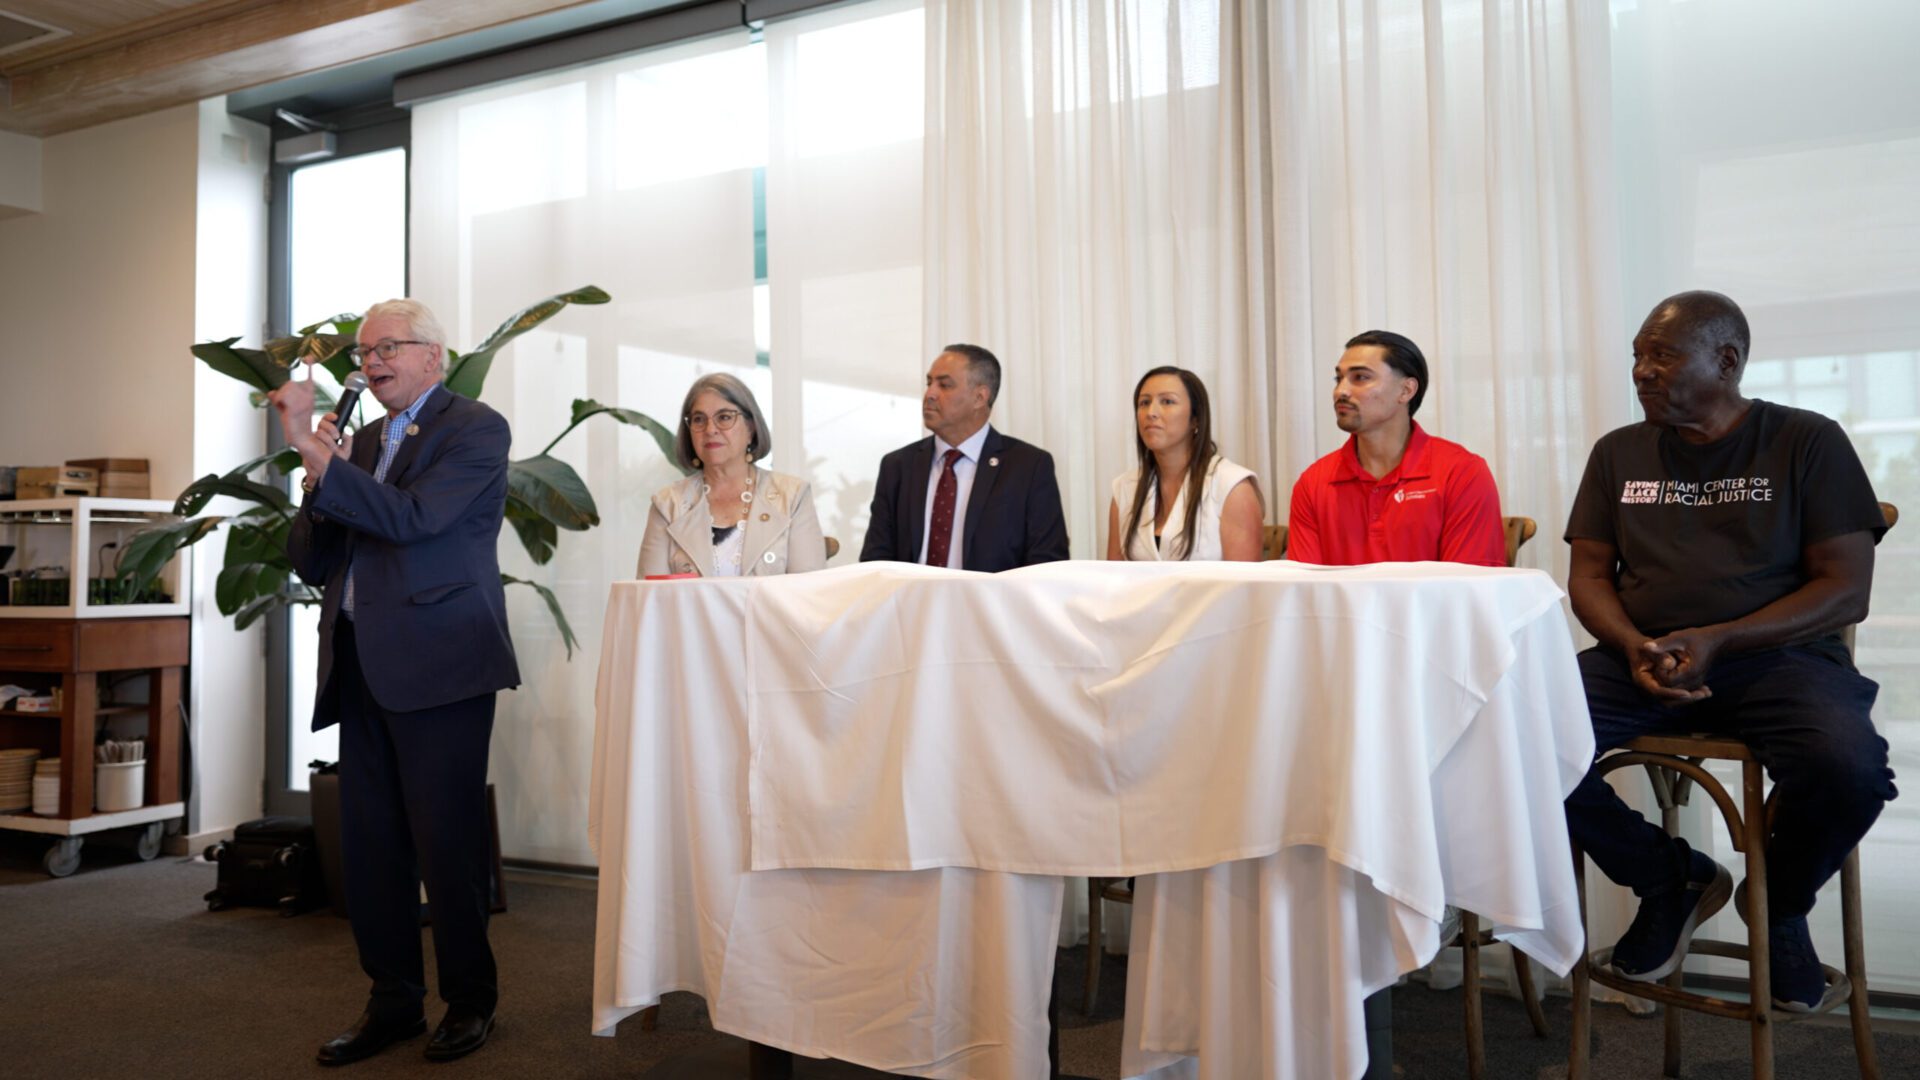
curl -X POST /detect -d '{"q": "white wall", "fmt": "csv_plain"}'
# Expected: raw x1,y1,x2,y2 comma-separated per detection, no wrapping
0,101,270,842
0,131,41,218
190,101,272,842
0,107,200,498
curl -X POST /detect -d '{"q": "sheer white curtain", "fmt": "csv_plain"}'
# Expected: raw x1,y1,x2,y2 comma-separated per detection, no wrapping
924,0,1627,979
765,0,929,559
1612,0,1920,998
412,32,767,864
925,0,1624,573
408,6,931,864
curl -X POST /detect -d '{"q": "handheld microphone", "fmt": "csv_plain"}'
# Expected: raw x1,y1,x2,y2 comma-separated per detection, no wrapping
332,371,370,445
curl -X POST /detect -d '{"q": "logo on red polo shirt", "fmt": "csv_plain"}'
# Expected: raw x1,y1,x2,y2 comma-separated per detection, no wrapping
1394,487,1437,503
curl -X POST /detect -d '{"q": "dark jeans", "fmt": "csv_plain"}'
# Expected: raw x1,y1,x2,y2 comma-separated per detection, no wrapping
1565,642,1895,919
334,619,499,1020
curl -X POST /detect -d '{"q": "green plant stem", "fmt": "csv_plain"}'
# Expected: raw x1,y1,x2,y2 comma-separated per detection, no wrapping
539,417,589,457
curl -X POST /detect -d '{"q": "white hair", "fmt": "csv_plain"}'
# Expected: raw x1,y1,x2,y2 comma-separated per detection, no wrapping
361,298,449,371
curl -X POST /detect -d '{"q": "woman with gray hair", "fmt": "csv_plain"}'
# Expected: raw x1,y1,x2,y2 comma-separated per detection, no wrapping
636,373,826,577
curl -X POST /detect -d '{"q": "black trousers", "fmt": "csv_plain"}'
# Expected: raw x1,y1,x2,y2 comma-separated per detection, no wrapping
333,618,498,1020
1564,643,1895,919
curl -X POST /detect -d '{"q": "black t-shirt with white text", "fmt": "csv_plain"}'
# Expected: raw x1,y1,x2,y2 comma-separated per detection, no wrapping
1565,400,1886,640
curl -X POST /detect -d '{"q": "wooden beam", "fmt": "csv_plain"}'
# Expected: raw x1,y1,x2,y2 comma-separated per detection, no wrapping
0,0,603,137
1,3,206,46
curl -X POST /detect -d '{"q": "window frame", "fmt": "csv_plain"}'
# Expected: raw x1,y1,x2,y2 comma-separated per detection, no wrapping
263,118,411,817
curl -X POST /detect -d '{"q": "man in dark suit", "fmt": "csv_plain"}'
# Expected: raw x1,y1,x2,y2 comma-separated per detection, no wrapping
269,298,520,1066
861,344,1070,570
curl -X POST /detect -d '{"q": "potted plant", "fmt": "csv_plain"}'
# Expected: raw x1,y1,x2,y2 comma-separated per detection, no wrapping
119,285,685,656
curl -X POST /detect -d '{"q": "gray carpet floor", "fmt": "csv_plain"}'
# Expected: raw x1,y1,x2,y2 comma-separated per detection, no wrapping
0,831,1911,1079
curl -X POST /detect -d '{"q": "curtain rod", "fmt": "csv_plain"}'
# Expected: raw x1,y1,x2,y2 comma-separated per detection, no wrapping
391,0,853,108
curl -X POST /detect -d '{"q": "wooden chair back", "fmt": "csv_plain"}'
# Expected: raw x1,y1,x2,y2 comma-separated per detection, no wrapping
1261,523,1289,561
1503,516,1538,569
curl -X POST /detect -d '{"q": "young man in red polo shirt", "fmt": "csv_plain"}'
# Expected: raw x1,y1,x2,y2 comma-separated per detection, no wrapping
1287,330,1505,566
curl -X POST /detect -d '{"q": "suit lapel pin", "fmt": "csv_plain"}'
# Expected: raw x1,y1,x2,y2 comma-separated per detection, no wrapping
405,423,420,436
988,456,999,467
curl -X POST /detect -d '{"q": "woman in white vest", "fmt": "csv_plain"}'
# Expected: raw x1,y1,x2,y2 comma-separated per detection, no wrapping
1107,366,1265,562
637,373,826,578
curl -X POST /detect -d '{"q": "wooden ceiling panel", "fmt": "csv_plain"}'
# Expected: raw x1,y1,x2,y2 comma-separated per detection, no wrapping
1,1,207,41
0,0,601,136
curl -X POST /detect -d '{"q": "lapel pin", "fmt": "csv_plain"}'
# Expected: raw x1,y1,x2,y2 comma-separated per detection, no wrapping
988,456,999,467
405,423,420,436
760,512,770,521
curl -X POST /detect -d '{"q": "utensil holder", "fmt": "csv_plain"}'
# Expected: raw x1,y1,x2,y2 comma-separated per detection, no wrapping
94,760,145,812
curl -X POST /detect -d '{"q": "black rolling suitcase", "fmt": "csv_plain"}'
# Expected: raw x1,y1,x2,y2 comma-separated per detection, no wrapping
204,816,326,916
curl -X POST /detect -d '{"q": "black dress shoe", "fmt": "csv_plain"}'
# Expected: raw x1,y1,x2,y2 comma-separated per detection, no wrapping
424,1007,495,1062
316,1009,427,1066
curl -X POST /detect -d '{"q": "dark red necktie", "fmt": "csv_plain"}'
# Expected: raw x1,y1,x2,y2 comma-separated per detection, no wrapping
925,448,964,567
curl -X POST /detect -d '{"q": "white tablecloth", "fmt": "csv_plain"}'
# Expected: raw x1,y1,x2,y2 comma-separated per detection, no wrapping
589,561,1593,1079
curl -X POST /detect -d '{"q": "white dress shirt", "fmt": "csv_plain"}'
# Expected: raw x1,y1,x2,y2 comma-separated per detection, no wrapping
917,423,992,568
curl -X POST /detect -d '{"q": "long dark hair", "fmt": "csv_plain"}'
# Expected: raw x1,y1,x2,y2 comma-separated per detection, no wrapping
1122,366,1218,561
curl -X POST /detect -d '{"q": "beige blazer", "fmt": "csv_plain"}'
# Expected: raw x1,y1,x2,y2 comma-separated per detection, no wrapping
636,468,827,578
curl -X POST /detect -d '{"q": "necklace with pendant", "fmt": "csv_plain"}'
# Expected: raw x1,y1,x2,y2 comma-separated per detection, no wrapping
702,477,754,526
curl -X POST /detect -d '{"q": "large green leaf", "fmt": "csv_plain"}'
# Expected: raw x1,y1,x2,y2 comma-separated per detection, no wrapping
507,455,598,532
265,331,358,385
116,517,224,597
248,382,339,414
216,520,296,619
175,448,306,516
214,563,263,616
222,519,290,570
175,471,293,518
193,338,285,393
232,592,293,631
266,447,305,476
504,498,559,565
565,398,686,472
502,574,579,659
444,285,611,399
297,313,362,337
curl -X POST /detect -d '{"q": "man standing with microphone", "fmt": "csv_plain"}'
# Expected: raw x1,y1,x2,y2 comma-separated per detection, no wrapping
267,298,519,1066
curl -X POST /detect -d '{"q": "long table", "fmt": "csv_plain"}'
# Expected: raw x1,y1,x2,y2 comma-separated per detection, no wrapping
589,561,1594,1079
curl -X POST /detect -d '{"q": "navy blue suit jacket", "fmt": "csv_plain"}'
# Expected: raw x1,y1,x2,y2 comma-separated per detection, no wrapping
859,426,1070,572
287,386,520,726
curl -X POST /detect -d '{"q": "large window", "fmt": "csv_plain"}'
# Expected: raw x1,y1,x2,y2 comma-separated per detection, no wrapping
282,145,409,794
408,0,926,864
1612,0,1920,995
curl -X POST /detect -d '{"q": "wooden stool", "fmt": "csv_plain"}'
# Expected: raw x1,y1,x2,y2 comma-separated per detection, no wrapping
1457,911,1550,1077
1083,876,1133,1014
1569,501,1892,1079
1568,735,1880,1079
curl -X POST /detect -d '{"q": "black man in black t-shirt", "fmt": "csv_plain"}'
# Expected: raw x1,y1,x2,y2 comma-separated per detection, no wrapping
1562,290,1894,1011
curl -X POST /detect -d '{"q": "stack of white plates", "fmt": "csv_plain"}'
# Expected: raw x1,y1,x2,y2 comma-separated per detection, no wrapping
0,748,38,812
32,757,60,817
